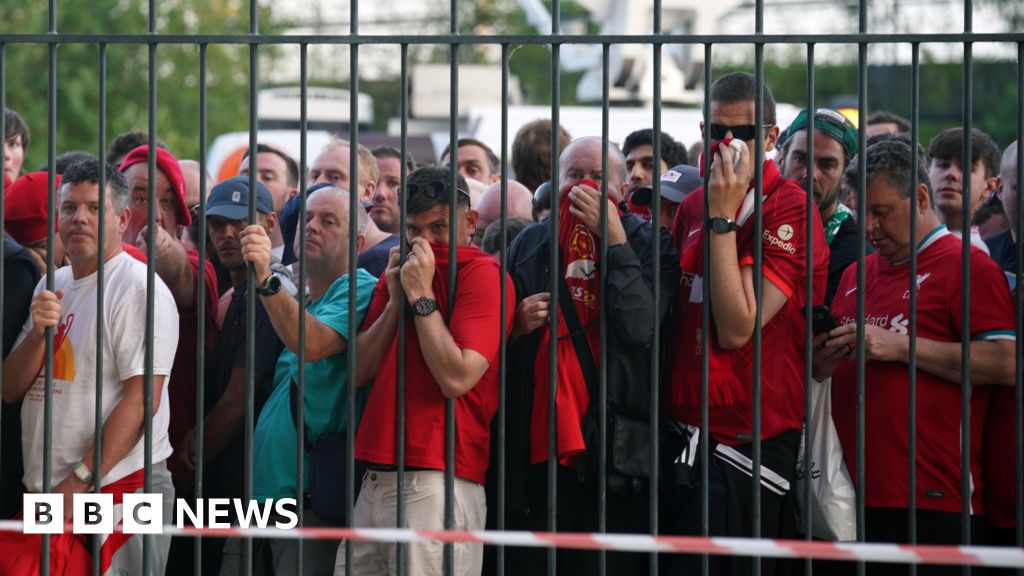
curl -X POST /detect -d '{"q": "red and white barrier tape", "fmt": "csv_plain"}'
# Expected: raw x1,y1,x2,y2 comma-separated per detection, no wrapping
1,520,1022,568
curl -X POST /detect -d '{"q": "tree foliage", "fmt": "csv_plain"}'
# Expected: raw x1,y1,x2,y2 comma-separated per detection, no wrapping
0,0,282,168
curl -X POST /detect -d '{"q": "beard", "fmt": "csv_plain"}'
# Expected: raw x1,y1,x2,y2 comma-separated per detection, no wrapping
799,179,840,219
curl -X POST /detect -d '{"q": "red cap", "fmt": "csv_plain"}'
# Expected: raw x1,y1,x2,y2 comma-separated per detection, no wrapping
4,172,61,243
118,145,192,227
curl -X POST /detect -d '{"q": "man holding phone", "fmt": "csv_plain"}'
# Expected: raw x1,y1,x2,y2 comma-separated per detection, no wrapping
813,138,1015,573
663,72,830,576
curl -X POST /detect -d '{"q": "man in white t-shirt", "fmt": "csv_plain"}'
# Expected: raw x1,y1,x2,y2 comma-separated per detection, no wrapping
1,158,179,575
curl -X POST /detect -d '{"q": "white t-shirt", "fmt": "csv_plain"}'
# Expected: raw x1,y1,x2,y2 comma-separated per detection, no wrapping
18,251,179,491
951,226,991,255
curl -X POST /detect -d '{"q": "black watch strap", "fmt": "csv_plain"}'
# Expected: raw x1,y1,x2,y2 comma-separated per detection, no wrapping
256,274,282,297
709,216,737,234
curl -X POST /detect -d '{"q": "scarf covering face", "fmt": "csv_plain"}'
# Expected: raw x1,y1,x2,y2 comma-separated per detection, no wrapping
529,182,607,466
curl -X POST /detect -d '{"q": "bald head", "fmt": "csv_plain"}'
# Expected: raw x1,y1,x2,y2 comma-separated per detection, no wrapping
1001,141,1019,234
558,137,628,202
476,180,533,231
179,159,211,210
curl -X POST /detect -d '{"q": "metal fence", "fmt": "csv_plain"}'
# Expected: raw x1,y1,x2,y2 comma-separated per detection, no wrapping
0,0,1022,574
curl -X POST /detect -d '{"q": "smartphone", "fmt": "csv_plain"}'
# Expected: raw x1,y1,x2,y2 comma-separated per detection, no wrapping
806,305,838,335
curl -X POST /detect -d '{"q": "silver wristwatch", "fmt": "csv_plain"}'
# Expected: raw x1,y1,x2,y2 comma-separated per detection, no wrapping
73,462,94,486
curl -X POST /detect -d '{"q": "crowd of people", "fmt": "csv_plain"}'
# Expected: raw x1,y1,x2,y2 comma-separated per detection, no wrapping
0,70,1020,576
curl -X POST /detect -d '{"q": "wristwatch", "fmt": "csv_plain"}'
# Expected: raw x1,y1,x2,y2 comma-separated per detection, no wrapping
709,216,737,234
412,297,439,316
256,274,282,297
73,462,94,486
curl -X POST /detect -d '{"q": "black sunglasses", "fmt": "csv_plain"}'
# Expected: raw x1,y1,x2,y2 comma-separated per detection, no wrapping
708,123,774,141
406,180,472,207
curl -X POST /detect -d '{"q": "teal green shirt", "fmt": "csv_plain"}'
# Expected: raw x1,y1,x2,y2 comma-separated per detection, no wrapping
253,268,376,501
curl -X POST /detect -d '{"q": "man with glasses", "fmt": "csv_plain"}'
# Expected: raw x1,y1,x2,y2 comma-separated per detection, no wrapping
777,107,861,305
500,136,679,575
338,167,514,575
664,72,829,576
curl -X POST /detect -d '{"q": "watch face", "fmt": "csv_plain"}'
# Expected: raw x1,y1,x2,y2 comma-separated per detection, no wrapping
414,298,437,316
711,217,734,233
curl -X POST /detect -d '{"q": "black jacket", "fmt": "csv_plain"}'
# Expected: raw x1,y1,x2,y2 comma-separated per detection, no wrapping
502,213,680,510
1,233,41,519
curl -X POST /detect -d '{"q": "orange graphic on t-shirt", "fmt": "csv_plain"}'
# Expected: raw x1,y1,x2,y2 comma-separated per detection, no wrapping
51,313,75,381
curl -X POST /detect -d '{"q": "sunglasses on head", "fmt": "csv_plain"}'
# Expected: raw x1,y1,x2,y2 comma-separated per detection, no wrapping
708,123,774,141
406,180,472,207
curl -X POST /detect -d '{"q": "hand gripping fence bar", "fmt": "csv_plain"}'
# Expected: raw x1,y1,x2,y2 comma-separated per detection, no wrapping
1,521,1023,569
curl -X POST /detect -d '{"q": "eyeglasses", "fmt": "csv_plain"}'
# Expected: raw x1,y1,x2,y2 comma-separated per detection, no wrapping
708,123,775,141
406,180,472,207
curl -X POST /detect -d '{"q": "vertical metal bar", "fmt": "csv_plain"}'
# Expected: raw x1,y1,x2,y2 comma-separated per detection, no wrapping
495,40,509,576
700,42,712,576
41,6,58,572
547,2,561,574
93,42,108,576
445,1,459,571
855,3,869,575
395,41,409,576
195,42,209,576
294,42,309,576
649,9,663,576
752,19,765,576
144,2,158,568
802,42,815,576
597,39,610,576
347,11,361,576
1016,40,1024,559
244,5,259,576
345,6,359,576
960,1,974,564
908,41,921,576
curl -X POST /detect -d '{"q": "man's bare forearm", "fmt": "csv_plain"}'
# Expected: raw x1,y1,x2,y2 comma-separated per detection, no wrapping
80,375,164,478
708,231,756,349
157,241,195,309
261,289,345,362
354,301,399,387
2,331,45,404
913,337,1014,385
413,313,488,399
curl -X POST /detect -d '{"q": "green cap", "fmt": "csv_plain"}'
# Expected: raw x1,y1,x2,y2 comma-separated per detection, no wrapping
781,107,858,157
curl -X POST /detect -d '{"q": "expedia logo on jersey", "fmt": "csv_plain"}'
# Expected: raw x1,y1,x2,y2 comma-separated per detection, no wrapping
763,225,797,255
566,224,598,308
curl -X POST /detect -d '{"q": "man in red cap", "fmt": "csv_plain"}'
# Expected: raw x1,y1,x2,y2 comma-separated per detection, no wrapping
118,145,219,498
4,172,65,273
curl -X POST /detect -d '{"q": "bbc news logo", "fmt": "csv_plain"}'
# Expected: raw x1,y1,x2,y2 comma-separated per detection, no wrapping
23,494,298,534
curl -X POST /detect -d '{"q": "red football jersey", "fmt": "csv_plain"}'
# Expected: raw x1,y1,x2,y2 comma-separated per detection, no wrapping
830,227,1016,514
664,160,830,444
355,247,515,485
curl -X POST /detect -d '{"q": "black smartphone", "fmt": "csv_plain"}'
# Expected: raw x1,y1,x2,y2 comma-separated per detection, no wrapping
806,305,838,335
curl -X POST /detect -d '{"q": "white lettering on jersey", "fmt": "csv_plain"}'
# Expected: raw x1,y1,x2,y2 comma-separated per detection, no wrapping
890,313,909,335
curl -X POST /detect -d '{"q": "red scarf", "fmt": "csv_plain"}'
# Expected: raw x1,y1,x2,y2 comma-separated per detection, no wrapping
529,189,610,466
0,469,146,576
428,242,492,312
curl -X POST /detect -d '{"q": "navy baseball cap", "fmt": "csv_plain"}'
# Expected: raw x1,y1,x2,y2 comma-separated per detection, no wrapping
206,176,274,220
631,164,702,206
